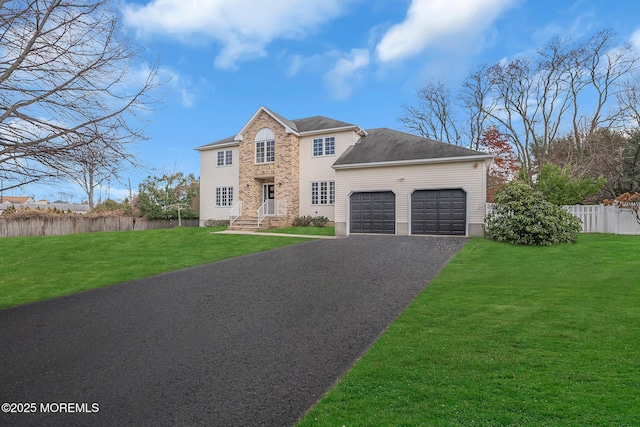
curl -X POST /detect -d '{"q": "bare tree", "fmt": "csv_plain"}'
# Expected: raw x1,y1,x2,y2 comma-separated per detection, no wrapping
401,29,640,185
459,65,493,150
540,129,640,200
61,124,142,209
477,30,639,182
399,80,461,145
0,0,160,191
617,76,640,128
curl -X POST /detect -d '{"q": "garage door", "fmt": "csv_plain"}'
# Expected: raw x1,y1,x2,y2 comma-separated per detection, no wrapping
350,192,395,234
411,189,466,235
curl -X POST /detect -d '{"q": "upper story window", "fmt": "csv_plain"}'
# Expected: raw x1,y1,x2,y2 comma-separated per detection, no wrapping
217,150,233,166
255,128,275,163
312,137,336,157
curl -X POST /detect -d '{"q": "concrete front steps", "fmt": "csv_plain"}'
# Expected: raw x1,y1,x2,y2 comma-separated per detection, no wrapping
229,216,261,231
228,215,290,231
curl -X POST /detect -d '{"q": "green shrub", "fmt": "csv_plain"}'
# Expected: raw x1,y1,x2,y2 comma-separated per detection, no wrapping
293,215,313,226
310,216,329,227
293,215,329,227
535,163,606,205
484,180,582,245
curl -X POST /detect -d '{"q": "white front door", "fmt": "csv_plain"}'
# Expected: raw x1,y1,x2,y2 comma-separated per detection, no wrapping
263,184,275,215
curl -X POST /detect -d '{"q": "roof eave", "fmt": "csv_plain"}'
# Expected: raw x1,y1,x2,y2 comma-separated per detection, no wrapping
299,125,366,137
333,154,495,170
194,140,239,151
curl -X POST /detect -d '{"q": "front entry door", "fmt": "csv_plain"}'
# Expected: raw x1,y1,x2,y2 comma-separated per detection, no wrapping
263,184,275,215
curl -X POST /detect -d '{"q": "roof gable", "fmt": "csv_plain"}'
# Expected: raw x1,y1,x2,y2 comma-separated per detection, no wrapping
234,106,299,141
195,107,368,151
333,128,493,168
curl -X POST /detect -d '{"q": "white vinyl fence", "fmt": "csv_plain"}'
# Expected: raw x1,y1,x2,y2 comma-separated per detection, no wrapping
564,205,639,234
486,204,640,235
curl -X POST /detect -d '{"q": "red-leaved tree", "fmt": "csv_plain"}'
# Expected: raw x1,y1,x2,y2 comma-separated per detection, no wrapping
479,126,520,202
604,192,640,226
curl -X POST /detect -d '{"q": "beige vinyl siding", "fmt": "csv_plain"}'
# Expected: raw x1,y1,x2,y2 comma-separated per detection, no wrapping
298,130,359,220
334,160,489,236
199,146,240,224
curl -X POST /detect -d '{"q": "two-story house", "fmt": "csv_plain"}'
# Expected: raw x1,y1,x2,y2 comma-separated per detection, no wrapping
196,106,493,237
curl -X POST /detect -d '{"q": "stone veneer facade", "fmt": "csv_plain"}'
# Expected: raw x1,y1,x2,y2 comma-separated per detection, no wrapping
238,111,300,226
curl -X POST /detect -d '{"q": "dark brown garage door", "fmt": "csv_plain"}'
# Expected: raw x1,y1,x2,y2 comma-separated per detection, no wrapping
350,191,395,234
411,189,466,235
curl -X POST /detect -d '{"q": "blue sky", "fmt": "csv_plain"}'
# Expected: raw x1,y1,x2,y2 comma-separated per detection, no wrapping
15,0,640,202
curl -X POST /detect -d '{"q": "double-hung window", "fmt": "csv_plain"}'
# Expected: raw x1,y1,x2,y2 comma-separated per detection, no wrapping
324,137,335,155
312,137,335,157
217,150,233,166
311,181,335,205
255,127,275,163
313,139,324,156
256,140,275,163
215,187,234,207
266,140,275,162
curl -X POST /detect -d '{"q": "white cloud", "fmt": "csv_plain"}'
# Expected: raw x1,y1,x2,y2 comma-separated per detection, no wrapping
180,89,196,108
99,185,134,202
376,0,516,63
631,28,640,51
132,64,208,109
324,49,370,100
123,0,351,69
286,52,327,78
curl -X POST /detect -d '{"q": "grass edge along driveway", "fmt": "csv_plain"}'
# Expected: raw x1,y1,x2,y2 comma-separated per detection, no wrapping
298,234,640,427
0,226,311,309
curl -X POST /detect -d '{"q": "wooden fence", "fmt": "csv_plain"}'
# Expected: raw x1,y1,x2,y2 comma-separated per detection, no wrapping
486,204,640,235
0,217,199,238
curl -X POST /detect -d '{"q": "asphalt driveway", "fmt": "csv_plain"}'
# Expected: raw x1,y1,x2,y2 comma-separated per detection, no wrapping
0,235,467,426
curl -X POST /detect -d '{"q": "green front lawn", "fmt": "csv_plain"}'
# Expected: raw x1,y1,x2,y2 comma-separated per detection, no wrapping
298,234,640,426
0,227,310,309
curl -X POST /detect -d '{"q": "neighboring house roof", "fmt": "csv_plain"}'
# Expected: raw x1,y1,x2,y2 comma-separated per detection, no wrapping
0,202,90,214
333,128,493,169
40,203,90,213
0,196,34,204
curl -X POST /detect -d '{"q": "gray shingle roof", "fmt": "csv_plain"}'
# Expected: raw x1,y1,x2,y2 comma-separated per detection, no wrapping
263,107,299,133
291,116,357,133
195,108,360,151
333,128,491,167
195,135,237,150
